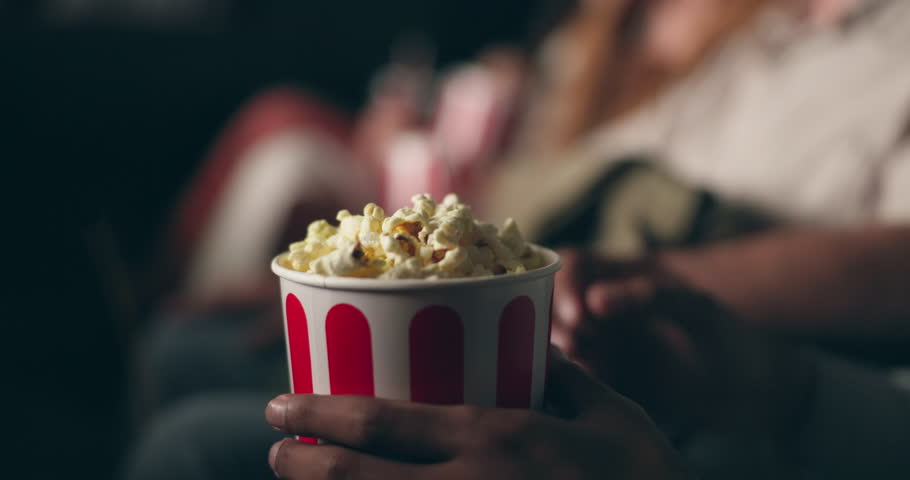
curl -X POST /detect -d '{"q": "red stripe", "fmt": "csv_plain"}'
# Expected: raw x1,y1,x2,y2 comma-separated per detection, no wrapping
285,294,317,444
285,294,314,395
409,306,464,404
326,304,375,396
497,296,535,408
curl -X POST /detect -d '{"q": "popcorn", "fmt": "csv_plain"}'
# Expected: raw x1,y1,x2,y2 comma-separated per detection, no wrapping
279,194,543,279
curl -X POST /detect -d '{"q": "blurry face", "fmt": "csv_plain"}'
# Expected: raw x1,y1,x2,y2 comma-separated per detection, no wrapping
642,0,857,67
644,0,724,68
805,0,860,26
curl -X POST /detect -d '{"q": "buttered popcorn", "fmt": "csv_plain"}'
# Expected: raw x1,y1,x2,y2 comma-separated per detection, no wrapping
279,194,544,279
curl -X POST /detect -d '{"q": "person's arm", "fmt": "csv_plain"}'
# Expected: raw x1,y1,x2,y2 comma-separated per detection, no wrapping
658,224,910,341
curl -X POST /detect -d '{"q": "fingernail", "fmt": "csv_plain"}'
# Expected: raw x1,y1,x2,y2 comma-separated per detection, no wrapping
266,394,291,430
269,439,286,477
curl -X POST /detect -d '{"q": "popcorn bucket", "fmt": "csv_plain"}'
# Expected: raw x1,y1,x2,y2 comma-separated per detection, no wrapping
271,246,560,440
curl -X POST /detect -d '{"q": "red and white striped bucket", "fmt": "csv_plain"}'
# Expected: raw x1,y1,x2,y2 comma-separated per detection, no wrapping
271,247,560,435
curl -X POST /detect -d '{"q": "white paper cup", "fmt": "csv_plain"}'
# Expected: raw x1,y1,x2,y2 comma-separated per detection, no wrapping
271,246,561,421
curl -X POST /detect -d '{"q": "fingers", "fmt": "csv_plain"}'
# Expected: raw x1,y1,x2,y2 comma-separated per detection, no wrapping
269,438,450,480
553,275,656,355
266,394,464,460
553,249,656,354
545,346,622,420
585,277,655,318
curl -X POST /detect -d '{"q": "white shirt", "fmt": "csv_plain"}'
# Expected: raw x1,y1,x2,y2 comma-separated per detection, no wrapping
582,0,910,225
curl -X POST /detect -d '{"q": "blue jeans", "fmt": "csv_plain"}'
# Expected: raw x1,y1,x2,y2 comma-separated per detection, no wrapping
124,309,287,479
123,392,282,480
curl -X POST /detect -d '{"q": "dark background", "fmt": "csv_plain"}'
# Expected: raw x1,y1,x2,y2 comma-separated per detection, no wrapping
3,1,560,477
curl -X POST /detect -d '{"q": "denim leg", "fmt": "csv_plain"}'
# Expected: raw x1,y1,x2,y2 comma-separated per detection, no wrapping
134,311,286,418
122,392,283,480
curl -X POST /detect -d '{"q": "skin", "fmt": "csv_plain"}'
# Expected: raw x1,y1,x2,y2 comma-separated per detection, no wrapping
657,225,910,341
553,264,816,434
265,349,691,480
552,225,910,347
550,225,910,433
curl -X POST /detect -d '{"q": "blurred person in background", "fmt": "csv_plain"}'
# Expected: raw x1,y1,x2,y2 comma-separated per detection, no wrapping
489,0,910,474
125,0,910,479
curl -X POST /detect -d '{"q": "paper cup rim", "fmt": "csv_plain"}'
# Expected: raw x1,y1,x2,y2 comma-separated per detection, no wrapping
271,245,561,291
